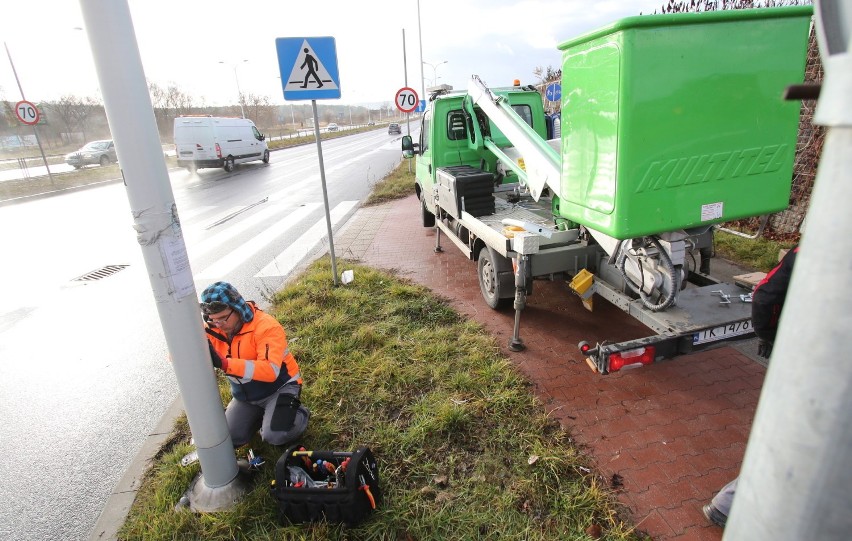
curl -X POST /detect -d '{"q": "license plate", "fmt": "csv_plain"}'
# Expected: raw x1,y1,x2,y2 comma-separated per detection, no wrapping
693,319,753,345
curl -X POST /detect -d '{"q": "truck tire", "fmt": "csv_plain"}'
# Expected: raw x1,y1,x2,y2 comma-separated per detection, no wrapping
99,155,110,166
224,156,235,172
262,149,270,164
421,193,435,228
478,246,512,309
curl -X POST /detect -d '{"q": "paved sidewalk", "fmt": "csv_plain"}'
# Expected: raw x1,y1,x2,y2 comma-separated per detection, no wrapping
335,195,764,540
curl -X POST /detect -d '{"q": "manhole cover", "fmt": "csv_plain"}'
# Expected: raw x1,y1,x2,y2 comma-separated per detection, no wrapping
72,264,129,282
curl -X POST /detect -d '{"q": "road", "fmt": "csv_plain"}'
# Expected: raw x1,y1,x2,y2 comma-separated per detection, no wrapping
0,128,406,541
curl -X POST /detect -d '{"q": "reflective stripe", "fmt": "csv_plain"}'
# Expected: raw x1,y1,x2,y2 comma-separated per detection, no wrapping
238,360,255,383
286,372,301,385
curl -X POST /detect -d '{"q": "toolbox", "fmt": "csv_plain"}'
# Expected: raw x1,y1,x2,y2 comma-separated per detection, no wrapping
271,444,381,526
436,165,496,218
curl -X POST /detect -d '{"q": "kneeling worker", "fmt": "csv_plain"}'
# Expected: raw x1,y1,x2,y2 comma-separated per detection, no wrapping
200,281,309,447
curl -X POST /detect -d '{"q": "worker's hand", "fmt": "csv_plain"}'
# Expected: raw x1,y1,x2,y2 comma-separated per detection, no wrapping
208,341,223,369
757,339,773,359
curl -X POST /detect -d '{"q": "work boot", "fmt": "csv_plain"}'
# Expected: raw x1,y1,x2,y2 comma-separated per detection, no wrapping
703,504,728,528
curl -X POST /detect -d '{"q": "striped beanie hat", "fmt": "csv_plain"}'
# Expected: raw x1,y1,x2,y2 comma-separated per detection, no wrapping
200,281,254,322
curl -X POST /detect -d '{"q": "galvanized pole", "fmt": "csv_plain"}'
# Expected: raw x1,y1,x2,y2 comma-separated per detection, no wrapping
417,0,426,109
724,1,852,538
78,0,247,511
4,41,54,186
311,99,339,286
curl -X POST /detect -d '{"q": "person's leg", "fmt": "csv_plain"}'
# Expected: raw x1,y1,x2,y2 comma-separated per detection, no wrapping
259,384,304,446
224,398,264,447
704,476,738,527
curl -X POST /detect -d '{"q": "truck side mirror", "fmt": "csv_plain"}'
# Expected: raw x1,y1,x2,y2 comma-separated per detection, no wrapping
401,135,418,158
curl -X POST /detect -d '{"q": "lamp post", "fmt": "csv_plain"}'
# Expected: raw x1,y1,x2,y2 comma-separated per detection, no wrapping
219,59,248,118
423,60,447,89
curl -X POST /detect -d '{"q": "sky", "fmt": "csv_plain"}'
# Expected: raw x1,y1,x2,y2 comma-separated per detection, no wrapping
0,0,665,109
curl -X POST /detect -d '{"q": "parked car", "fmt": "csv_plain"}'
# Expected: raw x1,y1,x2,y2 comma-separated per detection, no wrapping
64,140,117,168
388,123,401,135
327,123,339,132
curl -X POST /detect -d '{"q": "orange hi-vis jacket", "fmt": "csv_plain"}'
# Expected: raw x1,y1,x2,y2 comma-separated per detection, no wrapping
206,302,301,402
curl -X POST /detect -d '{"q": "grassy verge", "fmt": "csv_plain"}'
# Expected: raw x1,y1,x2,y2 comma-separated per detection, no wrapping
365,159,415,206
0,163,124,203
119,259,640,541
712,228,797,272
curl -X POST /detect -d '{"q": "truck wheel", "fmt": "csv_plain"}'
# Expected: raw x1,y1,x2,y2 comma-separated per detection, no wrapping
262,149,270,164
99,155,110,166
478,247,511,309
421,194,435,227
224,156,235,172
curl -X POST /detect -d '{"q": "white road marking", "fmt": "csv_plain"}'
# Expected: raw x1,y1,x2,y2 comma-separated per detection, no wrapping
255,200,359,278
194,203,321,279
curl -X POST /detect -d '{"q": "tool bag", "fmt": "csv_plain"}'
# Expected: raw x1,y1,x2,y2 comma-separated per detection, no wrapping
271,444,381,526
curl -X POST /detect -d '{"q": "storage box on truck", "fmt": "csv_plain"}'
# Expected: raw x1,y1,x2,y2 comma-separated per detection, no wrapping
174,116,270,172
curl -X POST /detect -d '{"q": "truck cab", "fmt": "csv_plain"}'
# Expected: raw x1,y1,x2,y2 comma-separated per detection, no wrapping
403,84,550,227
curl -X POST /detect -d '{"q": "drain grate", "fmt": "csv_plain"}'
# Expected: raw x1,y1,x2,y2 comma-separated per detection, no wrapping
72,264,130,282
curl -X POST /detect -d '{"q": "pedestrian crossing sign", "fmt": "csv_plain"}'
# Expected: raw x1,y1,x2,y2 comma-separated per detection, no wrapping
276,37,341,100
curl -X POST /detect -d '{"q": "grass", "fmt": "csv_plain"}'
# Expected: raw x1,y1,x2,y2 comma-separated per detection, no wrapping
365,159,415,206
712,228,797,272
119,258,641,541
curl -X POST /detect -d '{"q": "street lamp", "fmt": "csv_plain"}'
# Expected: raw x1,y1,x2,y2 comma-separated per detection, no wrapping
219,59,248,118
423,60,447,89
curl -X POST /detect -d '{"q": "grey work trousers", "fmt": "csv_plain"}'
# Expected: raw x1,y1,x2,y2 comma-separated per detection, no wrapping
225,383,301,446
711,477,738,516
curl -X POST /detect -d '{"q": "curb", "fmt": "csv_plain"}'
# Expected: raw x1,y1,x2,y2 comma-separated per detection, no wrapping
87,204,382,540
88,396,185,541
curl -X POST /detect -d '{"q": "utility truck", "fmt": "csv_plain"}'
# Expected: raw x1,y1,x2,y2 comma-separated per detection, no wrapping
401,6,813,374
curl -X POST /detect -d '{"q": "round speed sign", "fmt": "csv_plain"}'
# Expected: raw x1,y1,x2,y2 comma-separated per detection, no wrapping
395,87,419,113
15,100,40,126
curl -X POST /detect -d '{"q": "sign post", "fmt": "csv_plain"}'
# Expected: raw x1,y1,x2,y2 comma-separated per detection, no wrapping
4,39,54,184
276,36,342,286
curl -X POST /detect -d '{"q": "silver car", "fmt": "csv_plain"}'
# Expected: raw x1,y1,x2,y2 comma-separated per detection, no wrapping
64,140,117,168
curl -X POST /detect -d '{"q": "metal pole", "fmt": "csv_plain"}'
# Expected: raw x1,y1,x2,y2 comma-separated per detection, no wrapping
4,41,54,186
402,29,410,134
234,65,245,119
79,0,246,511
417,0,426,107
311,99,339,286
724,1,852,538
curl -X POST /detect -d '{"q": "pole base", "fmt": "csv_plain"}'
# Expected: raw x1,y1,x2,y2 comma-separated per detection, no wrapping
186,470,251,512
508,338,526,352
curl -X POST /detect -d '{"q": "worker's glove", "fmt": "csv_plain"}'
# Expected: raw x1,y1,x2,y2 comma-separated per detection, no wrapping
757,339,773,359
208,341,223,369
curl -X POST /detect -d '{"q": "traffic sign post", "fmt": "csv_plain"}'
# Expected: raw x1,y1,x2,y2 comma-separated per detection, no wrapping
395,87,419,113
15,100,40,125
275,35,342,285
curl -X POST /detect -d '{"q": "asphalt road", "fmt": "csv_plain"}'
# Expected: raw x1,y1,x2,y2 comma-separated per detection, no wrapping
0,127,406,541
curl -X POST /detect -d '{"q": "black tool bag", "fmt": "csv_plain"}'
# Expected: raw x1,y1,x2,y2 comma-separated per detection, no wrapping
271,444,381,526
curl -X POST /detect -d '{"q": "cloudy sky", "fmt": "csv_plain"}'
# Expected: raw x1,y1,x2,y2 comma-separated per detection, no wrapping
1,0,665,109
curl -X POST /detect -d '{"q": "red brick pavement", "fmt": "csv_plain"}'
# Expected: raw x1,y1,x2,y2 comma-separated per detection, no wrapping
355,195,763,540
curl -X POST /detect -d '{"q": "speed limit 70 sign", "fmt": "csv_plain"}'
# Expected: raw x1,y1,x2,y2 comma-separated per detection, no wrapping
395,87,419,113
15,100,40,126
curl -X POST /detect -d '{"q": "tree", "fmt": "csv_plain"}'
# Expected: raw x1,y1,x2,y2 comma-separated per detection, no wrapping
48,94,104,143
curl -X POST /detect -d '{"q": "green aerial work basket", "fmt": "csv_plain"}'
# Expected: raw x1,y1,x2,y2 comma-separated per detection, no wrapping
556,6,813,239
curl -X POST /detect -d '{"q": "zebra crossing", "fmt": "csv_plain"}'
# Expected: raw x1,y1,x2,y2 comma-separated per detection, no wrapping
177,198,360,282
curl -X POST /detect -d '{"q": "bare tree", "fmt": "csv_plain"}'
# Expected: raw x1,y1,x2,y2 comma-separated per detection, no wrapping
657,0,810,13
47,94,104,143
149,81,198,138
243,93,275,128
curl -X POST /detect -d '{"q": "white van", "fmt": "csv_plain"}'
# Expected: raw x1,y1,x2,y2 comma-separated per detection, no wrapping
174,116,269,172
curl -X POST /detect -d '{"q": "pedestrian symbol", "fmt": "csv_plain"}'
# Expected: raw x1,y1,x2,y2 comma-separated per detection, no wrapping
276,37,341,100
